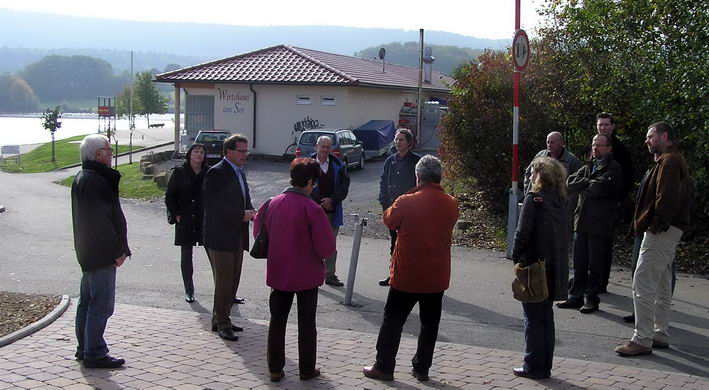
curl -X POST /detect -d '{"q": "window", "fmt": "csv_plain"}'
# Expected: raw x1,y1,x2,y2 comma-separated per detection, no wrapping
296,95,311,105
321,96,336,106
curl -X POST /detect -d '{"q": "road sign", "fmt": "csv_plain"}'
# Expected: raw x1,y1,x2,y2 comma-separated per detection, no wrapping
513,29,530,71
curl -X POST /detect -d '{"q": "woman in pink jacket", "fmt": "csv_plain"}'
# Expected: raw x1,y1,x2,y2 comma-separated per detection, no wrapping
253,158,336,383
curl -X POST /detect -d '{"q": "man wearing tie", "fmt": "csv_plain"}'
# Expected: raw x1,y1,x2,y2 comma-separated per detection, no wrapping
203,134,255,341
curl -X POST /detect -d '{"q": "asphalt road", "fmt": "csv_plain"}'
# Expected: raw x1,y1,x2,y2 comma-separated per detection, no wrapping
1,160,708,378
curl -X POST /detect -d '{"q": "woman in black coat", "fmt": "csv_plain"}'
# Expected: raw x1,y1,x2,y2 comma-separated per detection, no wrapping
165,143,208,303
512,156,570,379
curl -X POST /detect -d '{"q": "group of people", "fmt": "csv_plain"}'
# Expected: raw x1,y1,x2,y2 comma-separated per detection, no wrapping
511,114,692,379
70,115,691,382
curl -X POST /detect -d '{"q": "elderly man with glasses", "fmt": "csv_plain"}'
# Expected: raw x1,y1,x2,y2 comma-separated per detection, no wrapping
557,134,623,314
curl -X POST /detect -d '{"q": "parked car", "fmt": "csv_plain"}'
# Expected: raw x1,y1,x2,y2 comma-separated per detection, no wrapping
195,130,231,165
295,129,365,169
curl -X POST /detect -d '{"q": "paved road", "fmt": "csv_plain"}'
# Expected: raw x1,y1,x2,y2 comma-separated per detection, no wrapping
1,161,708,378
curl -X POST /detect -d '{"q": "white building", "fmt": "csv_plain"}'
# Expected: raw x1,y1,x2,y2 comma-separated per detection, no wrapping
155,44,452,156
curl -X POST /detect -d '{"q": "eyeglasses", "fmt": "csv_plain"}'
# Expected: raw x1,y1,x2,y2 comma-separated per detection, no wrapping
229,148,249,153
591,143,610,147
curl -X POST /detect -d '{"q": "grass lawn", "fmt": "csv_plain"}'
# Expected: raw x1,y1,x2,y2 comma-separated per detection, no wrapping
57,162,164,201
0,135,141,173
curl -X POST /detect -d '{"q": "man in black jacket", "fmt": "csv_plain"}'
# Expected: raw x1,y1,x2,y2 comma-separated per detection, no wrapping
72,134,130,369
557,134,623,314
377,128,421,286
203,134,255,341
596,112,633,292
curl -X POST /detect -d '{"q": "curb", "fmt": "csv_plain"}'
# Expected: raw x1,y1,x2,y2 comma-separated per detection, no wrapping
0,294,70,348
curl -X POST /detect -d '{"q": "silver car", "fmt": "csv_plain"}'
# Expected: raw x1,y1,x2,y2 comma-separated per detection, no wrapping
295,129,365,170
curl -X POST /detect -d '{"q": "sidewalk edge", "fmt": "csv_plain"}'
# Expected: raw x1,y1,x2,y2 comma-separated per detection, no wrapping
0,294,70,348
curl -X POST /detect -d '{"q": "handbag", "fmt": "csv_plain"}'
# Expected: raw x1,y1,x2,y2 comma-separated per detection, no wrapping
511,260,549,303
249,199,271,259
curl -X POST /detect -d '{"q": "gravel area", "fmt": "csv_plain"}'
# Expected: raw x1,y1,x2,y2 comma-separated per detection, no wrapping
0,291,61,337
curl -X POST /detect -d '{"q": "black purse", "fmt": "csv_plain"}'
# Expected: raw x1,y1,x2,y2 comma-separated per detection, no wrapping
249,199,271,259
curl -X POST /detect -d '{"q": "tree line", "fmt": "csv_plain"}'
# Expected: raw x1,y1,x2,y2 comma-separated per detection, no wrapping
0,55,177,113
440,0,708,272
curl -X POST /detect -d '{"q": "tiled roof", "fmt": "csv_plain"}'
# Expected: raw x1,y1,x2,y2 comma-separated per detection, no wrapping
156,45,452,92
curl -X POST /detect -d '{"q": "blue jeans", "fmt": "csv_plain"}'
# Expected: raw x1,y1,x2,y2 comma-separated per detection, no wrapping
522,298,555,376
75,266,116,360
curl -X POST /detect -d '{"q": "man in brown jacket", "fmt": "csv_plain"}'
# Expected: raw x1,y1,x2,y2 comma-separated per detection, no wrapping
615,122,692,357
363,155,459,382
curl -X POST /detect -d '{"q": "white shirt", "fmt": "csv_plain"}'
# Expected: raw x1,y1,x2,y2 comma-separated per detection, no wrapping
318,156,330,173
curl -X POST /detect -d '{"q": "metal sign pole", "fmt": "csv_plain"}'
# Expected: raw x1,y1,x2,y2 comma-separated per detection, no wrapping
343,214,367,306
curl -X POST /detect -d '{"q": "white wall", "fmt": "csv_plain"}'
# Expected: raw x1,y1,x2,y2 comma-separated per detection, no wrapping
184,83,447,156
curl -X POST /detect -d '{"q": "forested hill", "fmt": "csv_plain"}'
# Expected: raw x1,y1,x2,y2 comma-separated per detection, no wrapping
0,8,507,69
356,43,484,75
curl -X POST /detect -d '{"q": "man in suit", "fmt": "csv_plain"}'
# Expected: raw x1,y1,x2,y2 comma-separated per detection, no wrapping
203,134,255,341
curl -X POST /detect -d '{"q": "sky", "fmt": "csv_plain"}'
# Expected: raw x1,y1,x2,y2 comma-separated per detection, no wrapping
0,0,546,39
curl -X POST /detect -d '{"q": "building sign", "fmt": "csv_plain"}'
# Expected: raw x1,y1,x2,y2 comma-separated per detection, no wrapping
217,87,250,115
98,106,115,117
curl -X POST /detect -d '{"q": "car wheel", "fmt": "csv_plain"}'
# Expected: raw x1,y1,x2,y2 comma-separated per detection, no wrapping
358,154,365,170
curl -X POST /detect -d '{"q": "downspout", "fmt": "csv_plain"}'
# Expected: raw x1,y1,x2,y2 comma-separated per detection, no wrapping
250,84,257,148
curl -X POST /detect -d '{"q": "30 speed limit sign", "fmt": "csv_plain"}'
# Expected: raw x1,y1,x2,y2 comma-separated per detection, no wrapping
513,29,530,71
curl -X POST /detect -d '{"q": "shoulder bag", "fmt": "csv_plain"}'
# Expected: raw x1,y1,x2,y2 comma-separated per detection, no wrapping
249,199,271,259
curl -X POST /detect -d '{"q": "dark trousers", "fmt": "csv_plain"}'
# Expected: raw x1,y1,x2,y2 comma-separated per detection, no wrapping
601,227,615,290
180,245,208,295
522,298,555,376
207,247,244,329
373,288,444,375
388,229,398,255
568,232,610,304
267,288,318,375
75,266,116,360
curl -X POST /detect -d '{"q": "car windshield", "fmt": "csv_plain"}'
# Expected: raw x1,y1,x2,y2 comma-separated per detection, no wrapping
196,133,228,142
299,132,335,146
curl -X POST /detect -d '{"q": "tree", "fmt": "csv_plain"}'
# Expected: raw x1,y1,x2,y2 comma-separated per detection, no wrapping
21,55,118,101
41,106,62,162
0,73,39,112
133,71,167,126
355,42,484,75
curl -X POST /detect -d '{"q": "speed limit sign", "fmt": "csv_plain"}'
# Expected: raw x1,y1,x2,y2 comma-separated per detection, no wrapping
513,29,530,71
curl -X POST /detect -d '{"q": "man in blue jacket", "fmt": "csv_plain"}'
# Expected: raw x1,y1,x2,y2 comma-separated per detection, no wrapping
72,134,130,369
310,136,350,286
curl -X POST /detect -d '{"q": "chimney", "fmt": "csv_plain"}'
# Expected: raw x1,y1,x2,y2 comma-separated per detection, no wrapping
423,47,435,83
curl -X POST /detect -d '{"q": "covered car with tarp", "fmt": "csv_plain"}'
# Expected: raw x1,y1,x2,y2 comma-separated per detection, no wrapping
352,120,395,158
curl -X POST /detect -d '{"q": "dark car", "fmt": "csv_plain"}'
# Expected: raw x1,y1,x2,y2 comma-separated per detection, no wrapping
195,130,231,165
295,129,365,169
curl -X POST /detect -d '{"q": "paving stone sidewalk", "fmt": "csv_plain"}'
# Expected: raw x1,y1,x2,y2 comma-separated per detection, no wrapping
1,302,707,390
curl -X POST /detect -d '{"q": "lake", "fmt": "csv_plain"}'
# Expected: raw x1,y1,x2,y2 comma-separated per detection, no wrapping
0,113,177,146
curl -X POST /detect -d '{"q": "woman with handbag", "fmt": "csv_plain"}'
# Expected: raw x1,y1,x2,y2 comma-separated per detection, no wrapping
252,158,336,382
511,156,570,379
165,143,209,303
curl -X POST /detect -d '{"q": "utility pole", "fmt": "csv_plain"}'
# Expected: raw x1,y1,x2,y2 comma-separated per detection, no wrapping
129,51,134,164
417,29,424,144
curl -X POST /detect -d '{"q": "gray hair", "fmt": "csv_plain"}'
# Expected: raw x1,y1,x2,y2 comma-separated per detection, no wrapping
415,155,443,184
547,131,564,143
316,135,332,145
80,134,109,162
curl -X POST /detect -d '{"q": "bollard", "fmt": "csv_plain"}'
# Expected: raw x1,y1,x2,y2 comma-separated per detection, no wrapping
343,214,367,306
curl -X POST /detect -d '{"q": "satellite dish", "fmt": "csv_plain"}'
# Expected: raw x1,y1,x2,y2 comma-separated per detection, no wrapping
378,48,386,60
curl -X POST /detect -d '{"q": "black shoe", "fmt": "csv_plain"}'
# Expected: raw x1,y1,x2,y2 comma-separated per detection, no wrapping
212,324,243,332
270,371,285,382
579,302,599,314
513,367,549,379
411,368,429,382
217,328,239,341
300,368,321,380
325,277,344,287
378,277,390,287
185,294,195,303
233,297,245,304
83,355,125,369
75,351,84,361
556,300,583,309
622,313,635,323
